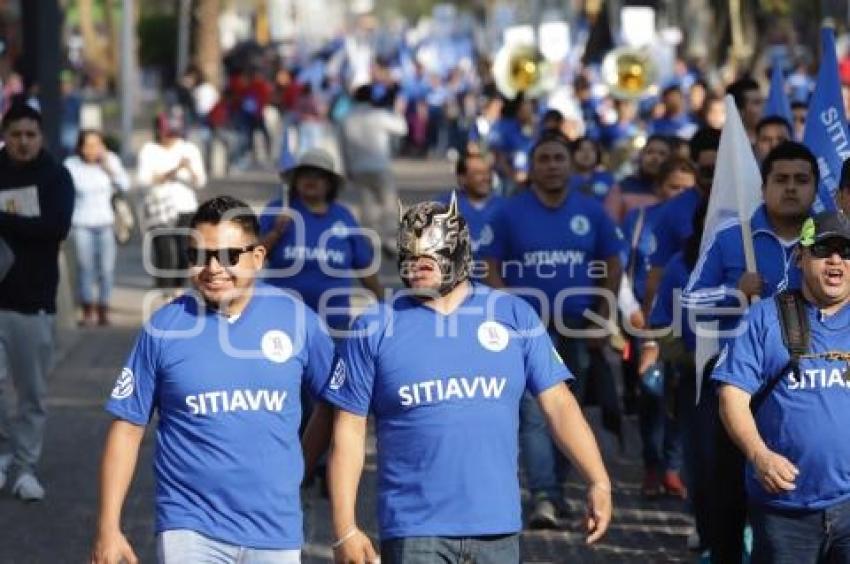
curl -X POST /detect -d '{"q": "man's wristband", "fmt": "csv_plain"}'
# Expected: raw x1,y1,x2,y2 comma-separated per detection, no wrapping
331,527,359,550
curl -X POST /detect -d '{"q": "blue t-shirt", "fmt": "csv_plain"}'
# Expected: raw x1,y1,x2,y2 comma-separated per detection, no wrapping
260,198,374,331
569,170,616,202
322,284,572,539
621,203,665,303
649,252,696,352
648,114,697,139
105,285,335,549
436,190,502,261
598,121,641,150
487,118,534,174
650,188,702,268
712,298,850,510
481,189,624,319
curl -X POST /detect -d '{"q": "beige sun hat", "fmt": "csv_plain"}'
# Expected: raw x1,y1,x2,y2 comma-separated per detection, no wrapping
282,148,345,192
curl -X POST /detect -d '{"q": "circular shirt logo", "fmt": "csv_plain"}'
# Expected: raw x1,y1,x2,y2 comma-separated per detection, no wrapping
329,358,347,390
331,221,348,238
592,181,609,197
478,321,509,352
261,330,293,364
111,368,134,400
570,215,590,236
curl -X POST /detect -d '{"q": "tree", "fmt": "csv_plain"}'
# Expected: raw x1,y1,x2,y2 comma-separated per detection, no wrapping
193,0,221,86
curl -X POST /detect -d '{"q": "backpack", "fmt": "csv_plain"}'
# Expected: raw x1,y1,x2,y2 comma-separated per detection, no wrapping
710,289,809,562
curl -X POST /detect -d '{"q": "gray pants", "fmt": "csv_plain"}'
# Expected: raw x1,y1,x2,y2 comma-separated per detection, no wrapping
0,310,56,473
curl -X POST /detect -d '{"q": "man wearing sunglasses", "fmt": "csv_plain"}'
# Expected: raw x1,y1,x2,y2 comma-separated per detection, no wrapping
713,211,850,563
91,196,336,564
683,140,818,561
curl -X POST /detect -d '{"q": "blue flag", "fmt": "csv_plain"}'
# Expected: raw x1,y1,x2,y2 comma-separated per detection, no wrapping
763,59,793,125
802,27,850,212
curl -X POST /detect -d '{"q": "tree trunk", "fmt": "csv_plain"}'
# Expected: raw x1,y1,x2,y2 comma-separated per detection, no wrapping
193,0,222,86
103,0,119,86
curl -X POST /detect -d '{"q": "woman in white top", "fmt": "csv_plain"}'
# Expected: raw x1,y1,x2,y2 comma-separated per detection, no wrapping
64,130,130,326
137,111,206,292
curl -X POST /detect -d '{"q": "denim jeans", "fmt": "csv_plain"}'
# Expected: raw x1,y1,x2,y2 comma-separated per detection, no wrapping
157,529,300,564
750,498,850,564
520,323,618,503
638,361,684,473
381,534,520,564
72,225,117,305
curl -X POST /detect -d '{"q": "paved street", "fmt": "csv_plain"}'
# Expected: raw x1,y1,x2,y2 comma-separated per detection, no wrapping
0,159,693,563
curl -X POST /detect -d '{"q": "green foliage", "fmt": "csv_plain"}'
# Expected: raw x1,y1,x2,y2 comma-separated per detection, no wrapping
137,12,177,68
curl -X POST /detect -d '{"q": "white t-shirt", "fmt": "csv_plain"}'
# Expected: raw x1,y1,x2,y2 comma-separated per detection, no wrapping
136,139,206,214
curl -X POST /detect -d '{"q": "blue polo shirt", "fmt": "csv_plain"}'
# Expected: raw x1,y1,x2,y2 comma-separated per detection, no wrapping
712,297,850,510
105,285,335,549
650,188,703,268
260,198,374,331
321,283,571,539
481,188,623,319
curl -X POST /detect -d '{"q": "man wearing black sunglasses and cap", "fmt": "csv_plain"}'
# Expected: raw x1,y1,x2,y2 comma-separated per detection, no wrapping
713,211,850,563
91,196,336,564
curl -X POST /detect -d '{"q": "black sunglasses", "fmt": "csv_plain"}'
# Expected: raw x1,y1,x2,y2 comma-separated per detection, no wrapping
187,245,257,267
809,241,850,260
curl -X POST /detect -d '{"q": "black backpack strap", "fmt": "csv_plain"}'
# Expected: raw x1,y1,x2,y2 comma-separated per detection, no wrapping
751,290,809,414
776,289,810,358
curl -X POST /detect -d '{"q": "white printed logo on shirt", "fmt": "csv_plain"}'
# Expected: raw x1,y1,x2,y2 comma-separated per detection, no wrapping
331,221,348,237
111,368,135,400
478,321,509,352
261,330,293,364
329,358,347,390
570,215,590,236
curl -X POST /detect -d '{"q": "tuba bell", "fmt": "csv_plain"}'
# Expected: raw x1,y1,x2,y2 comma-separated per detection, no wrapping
601,46,658,100
492,42,554,100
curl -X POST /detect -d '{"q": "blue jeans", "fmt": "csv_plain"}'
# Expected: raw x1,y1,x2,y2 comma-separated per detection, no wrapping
750,498,850,564
638,361,684,473
72,225,116,305
157,529,300,564
519,325,594,503
381,534,520,564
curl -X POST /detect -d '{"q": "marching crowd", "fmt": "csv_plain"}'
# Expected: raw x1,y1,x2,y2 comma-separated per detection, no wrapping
3,15,850,564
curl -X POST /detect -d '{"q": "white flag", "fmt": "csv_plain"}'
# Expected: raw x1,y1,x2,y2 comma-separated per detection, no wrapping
689,95,763,403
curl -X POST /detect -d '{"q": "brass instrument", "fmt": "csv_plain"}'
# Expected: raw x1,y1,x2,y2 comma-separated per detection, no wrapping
601,46,658,100
492,43,554,99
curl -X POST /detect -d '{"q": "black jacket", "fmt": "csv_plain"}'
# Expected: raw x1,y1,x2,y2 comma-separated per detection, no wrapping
0,149,74,314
